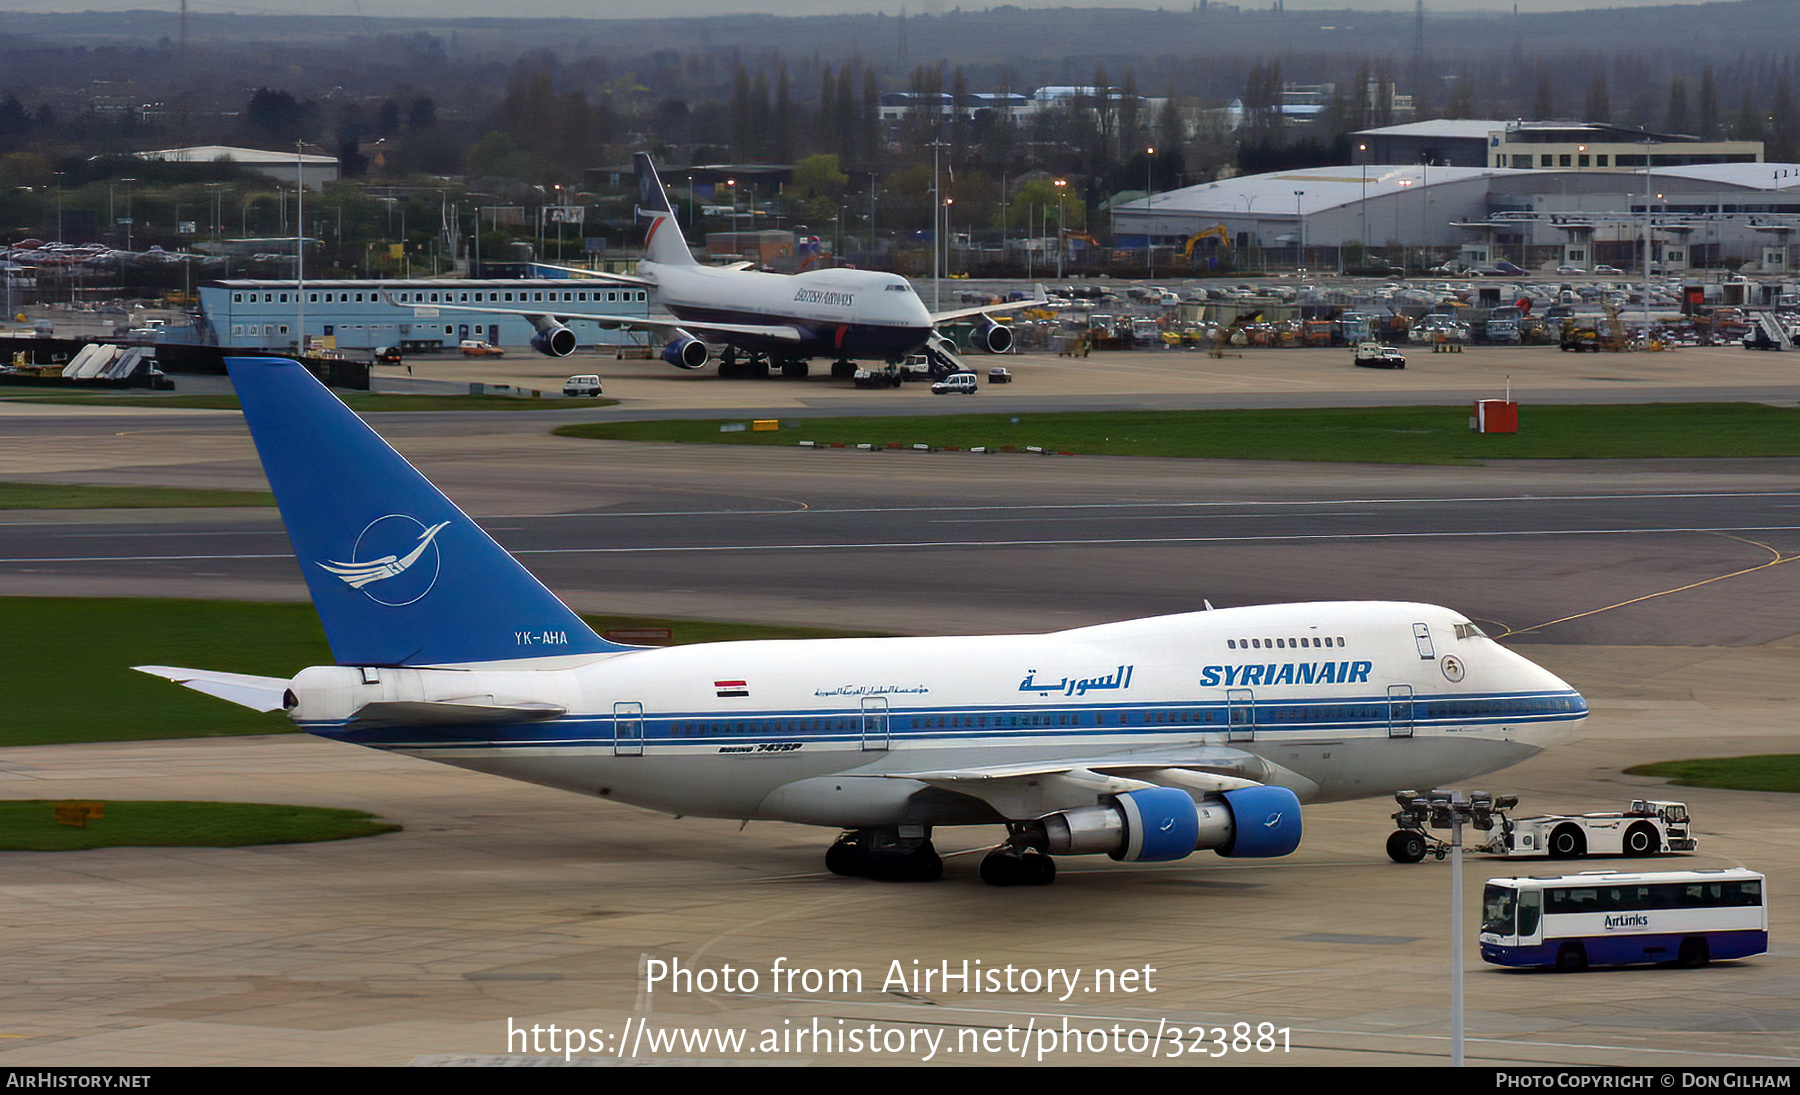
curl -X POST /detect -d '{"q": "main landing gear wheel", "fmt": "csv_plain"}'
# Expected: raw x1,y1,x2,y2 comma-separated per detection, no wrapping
830,359,856,379
979,848,1057,887
824,828,942,882
1386,829,1429,863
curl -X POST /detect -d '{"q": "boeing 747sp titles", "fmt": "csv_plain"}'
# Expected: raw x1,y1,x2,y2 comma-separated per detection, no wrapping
138,357,1588,886
392,153,1042,379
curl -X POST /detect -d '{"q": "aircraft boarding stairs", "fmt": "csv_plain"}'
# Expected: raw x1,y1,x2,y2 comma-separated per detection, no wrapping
921,332,974,377
1746,310,1794,350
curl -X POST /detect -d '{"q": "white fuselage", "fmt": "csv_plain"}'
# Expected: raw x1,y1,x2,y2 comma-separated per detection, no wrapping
289,602,1587,829
643,260,936,359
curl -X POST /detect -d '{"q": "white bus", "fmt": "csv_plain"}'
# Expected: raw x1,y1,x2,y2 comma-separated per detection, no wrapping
1480,868,1766,972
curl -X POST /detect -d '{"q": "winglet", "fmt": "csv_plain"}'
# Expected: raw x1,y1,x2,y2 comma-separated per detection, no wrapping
225,356,631,666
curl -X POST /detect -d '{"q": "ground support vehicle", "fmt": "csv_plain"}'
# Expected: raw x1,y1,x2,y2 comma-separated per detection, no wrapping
1480,869,1765,971
1559,320,1601,351
1386,799,1694,863
1353,342,1406,369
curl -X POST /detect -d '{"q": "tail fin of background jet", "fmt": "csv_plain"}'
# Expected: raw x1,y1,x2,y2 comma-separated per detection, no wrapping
633,152,697,267
226,356,632,667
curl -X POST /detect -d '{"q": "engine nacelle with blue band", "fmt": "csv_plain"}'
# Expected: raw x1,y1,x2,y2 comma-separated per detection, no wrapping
661,331,710,370
1042,784,1303,863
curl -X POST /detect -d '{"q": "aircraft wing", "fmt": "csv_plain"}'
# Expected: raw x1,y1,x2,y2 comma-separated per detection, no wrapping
379,290,805,342
927,283,1050,326
345,700,566,729
884,745,1317,818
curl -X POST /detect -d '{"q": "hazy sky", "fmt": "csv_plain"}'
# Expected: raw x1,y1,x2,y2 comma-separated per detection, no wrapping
0,1,1703,19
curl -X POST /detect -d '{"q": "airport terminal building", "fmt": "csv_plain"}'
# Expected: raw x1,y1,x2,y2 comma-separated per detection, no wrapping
159,278,651,354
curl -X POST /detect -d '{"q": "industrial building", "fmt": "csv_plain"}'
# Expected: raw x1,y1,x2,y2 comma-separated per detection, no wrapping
1350,120,1761,172
1111,160,1800,275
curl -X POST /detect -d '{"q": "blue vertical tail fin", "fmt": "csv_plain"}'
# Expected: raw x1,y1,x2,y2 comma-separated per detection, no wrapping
227,356,629,667
634,152,697,266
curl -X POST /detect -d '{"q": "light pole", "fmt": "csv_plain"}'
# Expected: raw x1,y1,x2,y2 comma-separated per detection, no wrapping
1293,189,1305,272
943,197,954,279
1358,144,1369,267
1145,146,1155,279
929,139,947,311
1392,789,1516,1068
1395,179,1412,273
1054,178,1068,279
1642,138,1659,342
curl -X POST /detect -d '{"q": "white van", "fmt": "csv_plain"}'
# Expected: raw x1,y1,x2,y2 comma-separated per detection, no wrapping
563,375,603,397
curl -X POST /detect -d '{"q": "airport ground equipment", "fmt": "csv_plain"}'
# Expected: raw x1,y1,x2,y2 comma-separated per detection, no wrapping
1388,797,1694,863
1352,342,1406,368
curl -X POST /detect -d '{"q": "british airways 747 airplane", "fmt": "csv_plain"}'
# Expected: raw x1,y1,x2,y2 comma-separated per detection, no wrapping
395,153,1040,379
139,357,1589,886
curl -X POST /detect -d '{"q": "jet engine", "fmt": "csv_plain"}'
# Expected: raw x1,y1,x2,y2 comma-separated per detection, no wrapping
1042,785,1302,862
528,318,578,358
660,330,710,370
974,316,1014,354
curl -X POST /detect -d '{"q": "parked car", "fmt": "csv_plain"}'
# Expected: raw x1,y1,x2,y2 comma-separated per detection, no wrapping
1593,264,1625,276
930,371,978,395
986,366,1012,384
562,374,604,397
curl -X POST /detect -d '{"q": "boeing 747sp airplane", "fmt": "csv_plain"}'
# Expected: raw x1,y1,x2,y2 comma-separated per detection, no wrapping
139,357,1588,886
394,153,1041,378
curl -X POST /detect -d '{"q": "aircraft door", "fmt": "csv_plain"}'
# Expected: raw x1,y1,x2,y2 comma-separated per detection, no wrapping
1387,684,1415,738
860,696,889,751
459,323,469,340
1227,688,1255,742
1413,622,1436,659
613,700,644,756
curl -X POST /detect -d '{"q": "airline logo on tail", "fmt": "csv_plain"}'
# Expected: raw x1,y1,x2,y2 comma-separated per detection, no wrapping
318,516,449,606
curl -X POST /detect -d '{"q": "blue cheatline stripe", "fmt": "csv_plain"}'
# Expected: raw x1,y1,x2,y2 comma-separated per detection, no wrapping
301,688,1585,751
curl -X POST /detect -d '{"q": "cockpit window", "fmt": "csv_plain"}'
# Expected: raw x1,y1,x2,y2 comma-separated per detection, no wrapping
1454,622,1487,639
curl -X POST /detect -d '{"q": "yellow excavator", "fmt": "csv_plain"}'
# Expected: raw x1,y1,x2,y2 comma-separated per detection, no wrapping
1183,224,1233,265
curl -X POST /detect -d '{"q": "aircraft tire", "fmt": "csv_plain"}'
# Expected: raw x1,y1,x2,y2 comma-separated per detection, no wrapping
1386,830,1428,863
825,836,862,876
979,849,1056,886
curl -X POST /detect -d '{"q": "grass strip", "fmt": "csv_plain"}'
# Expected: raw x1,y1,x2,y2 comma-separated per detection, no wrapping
1623,755,1800,794
0,482,274,509
556,403,1800,465
1,597,885,748
0,799,400,851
